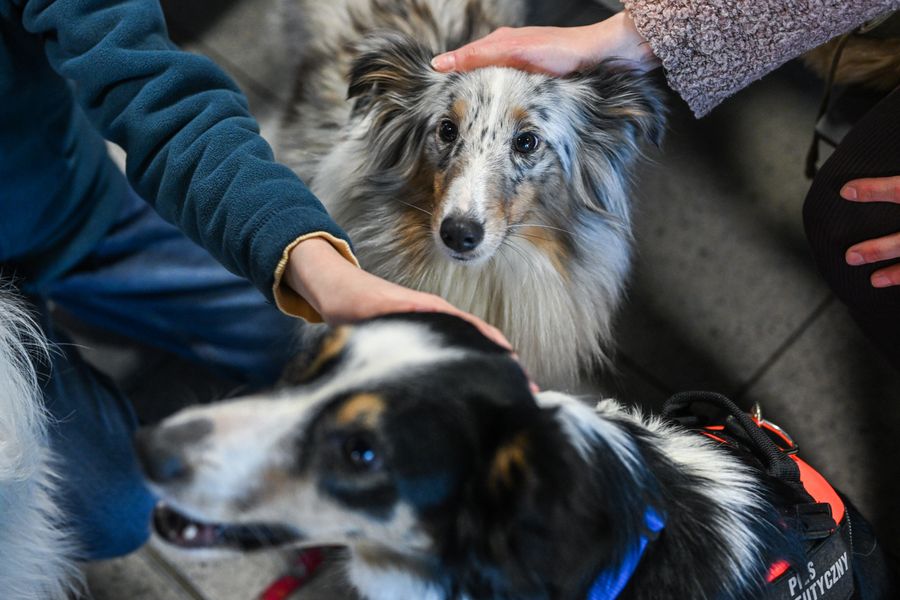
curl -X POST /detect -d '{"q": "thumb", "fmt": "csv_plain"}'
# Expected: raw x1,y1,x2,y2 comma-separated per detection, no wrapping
431,49,459,72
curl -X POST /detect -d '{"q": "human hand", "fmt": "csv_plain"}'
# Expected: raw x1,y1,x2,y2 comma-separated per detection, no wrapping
842,176,900,287
430,11,658,76
285,238,512,350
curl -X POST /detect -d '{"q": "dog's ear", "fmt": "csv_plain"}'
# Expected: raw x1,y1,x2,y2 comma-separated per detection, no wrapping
279,324,348,386
563,63,667,219
459,412,619,597
569,62,666,148
348,31,435,114
466,425,551,593
346,32,437,171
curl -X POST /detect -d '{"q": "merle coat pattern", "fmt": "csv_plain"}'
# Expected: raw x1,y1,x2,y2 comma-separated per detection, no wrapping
277,0,665,387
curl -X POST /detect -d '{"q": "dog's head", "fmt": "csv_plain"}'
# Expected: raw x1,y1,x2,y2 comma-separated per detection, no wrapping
345,31,665,268
136,313,654,596
137,313,534,548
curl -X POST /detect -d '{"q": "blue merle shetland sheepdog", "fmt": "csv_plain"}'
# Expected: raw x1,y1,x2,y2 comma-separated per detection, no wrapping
276,0,666,387
137,313,887,600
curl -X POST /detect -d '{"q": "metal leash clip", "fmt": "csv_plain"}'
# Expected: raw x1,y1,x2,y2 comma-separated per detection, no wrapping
749,403,799,456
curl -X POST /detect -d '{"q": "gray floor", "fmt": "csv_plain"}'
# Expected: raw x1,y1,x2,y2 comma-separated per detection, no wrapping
79,0,900,597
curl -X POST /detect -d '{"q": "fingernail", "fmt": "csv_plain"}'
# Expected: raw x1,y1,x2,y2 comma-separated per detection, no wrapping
846,251,865,266
872,274,892,287
431,54,455,71
841,186,858,200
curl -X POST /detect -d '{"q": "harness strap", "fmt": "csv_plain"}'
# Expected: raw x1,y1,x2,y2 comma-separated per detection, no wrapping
664,391,801,483
663,391,853,600
586,508,665,600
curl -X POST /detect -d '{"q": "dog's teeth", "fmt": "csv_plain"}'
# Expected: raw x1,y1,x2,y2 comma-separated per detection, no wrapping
183,524,199,541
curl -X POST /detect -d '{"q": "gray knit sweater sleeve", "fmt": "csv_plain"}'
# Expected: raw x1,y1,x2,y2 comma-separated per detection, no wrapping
621,0,900,117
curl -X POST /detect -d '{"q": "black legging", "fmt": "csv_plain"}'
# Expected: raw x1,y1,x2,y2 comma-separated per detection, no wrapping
804,85,900,369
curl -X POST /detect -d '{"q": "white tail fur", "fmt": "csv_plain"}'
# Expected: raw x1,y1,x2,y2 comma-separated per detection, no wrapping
0,290,81,599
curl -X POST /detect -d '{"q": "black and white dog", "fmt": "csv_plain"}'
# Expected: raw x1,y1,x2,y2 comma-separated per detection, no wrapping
277,0,665,387
136,313,888,599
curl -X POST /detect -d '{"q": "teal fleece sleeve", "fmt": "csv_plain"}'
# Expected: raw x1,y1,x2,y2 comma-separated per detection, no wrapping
12,0,350,300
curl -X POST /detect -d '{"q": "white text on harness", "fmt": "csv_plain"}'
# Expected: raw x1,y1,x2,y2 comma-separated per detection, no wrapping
788,552,849,600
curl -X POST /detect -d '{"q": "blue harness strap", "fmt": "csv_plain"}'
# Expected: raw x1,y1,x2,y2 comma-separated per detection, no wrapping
586,508,665,600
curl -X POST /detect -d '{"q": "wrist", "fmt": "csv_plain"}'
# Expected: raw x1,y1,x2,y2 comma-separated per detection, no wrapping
591,11,659,71
286,237,351,315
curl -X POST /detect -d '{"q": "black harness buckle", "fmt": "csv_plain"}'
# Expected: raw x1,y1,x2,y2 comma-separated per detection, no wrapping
790,502,838,541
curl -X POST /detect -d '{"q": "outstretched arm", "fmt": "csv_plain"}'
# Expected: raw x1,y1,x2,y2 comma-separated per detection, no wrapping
434,1,900,117
13,0,510,346
14,0,347,307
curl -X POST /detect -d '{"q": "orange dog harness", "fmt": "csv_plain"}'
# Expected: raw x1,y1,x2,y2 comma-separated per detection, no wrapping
665,392,854,600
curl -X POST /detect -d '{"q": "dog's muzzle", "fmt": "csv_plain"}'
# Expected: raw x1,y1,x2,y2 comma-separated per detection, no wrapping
135,421,302,551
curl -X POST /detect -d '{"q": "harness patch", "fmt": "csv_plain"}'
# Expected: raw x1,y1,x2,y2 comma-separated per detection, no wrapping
663,392,855,600
788,552,849,599
769,519,854,600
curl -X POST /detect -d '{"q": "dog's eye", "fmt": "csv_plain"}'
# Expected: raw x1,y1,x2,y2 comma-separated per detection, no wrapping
342,434,381,471
513,132,539,154
438,119,458,143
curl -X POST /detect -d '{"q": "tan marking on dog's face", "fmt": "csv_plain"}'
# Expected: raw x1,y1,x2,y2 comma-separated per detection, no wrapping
432,170,447,208
429,160,464,229
396,205,430,243
501,179,539,225
511,105,529,124
388,163,441,273
491,180,572,276
335,393,386,427
390,207,433,279
450,97,467,123
519,225,570,277
488,432,530,493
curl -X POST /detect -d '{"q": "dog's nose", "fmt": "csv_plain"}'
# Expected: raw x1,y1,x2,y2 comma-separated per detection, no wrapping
134,419,211,484
440,216,484,253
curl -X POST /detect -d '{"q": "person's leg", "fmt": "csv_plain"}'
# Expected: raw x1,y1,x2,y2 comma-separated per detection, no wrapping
28,296,155,559
803,85,900,368
16,187,299,559
43,187,300,387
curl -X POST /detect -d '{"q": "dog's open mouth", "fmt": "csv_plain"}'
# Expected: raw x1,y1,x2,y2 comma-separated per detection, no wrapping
153,503,301,551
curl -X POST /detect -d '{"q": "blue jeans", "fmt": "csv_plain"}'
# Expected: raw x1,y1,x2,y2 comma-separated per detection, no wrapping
20,188,298,560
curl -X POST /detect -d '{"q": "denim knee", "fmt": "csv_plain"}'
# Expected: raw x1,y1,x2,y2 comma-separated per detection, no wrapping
71,475,155,560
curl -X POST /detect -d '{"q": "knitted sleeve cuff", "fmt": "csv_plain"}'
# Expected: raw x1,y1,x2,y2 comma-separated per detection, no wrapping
272,232,360,322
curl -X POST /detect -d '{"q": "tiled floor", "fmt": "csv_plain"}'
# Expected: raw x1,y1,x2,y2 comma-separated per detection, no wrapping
78,0,900,597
